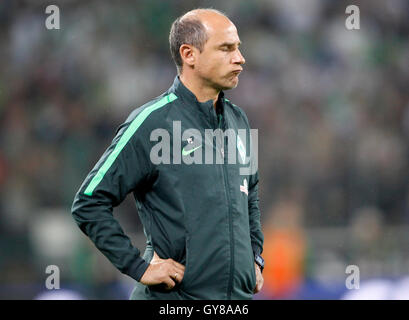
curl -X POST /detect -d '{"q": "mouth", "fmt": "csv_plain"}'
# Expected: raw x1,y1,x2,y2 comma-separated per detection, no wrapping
231,69,243,75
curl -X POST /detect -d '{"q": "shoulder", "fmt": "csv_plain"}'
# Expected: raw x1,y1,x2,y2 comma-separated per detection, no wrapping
116,91,178,137
127,92,178,126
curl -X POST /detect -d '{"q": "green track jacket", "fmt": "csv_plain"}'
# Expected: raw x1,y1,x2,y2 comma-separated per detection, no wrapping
71,76,264,299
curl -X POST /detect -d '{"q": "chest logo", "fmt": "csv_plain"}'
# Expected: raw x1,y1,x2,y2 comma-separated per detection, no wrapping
240,178,248,196
182,137,202,156
182,145,202,156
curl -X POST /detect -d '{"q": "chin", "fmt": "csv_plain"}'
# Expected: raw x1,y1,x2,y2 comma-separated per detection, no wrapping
220,79,239,91
227,80,239,90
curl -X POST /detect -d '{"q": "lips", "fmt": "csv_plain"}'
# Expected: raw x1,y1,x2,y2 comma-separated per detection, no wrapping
231,69,242,75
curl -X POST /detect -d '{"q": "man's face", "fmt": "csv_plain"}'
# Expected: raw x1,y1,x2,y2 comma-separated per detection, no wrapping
194,21,245,91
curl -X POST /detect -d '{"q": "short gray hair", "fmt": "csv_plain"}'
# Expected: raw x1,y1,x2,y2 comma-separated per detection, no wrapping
169,9,227,73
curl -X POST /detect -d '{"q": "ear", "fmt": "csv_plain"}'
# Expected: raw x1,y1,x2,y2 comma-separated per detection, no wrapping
179,44,196,68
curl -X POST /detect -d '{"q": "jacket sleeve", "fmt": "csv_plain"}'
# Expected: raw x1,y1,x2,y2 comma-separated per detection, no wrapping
71,112,154,282
248,170,264,257
239,107,264,258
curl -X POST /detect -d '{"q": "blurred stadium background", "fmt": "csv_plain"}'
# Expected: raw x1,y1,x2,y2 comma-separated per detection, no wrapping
1,0,409,299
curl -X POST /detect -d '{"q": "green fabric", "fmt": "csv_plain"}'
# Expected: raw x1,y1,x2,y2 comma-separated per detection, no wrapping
72,77,264,299
84,93,177,196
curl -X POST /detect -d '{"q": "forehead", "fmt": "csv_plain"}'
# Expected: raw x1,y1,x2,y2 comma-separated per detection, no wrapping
202,18,240,45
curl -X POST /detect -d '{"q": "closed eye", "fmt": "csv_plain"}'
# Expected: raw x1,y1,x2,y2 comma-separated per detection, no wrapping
220,45,235,52
219,42,241,52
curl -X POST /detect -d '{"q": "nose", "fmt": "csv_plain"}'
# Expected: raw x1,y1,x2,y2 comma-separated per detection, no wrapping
232,48,245,65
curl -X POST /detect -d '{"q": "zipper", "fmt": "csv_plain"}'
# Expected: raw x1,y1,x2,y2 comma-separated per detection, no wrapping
217,113,223,128
215,108,234,299
217,113,225,157
223,152,234,299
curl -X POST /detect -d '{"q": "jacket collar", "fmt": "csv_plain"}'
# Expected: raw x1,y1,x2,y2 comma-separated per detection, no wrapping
170,76,225,114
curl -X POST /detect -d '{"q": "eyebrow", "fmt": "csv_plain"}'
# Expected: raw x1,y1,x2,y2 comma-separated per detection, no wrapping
218,41,241,47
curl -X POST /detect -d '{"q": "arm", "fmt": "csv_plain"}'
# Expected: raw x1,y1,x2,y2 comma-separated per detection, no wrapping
248,170,264,257
248,171,265,293
71,114,153,282
240,107,264,257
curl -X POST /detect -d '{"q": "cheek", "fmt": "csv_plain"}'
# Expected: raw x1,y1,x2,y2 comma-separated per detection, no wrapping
210,58,229,75
196,61,209,75
204,52,225,66
197,53,228,76
197,59,216,75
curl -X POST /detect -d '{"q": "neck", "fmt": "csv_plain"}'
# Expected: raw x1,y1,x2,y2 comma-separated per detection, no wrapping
179,72,220,108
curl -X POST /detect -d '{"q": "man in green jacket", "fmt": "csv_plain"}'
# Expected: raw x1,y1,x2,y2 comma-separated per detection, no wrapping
72,8,264,300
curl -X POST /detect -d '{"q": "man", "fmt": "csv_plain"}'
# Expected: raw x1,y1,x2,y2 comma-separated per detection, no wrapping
71,8,264,300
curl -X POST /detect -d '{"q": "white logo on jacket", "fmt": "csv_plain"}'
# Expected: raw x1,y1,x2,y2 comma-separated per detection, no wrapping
240,178,248,196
